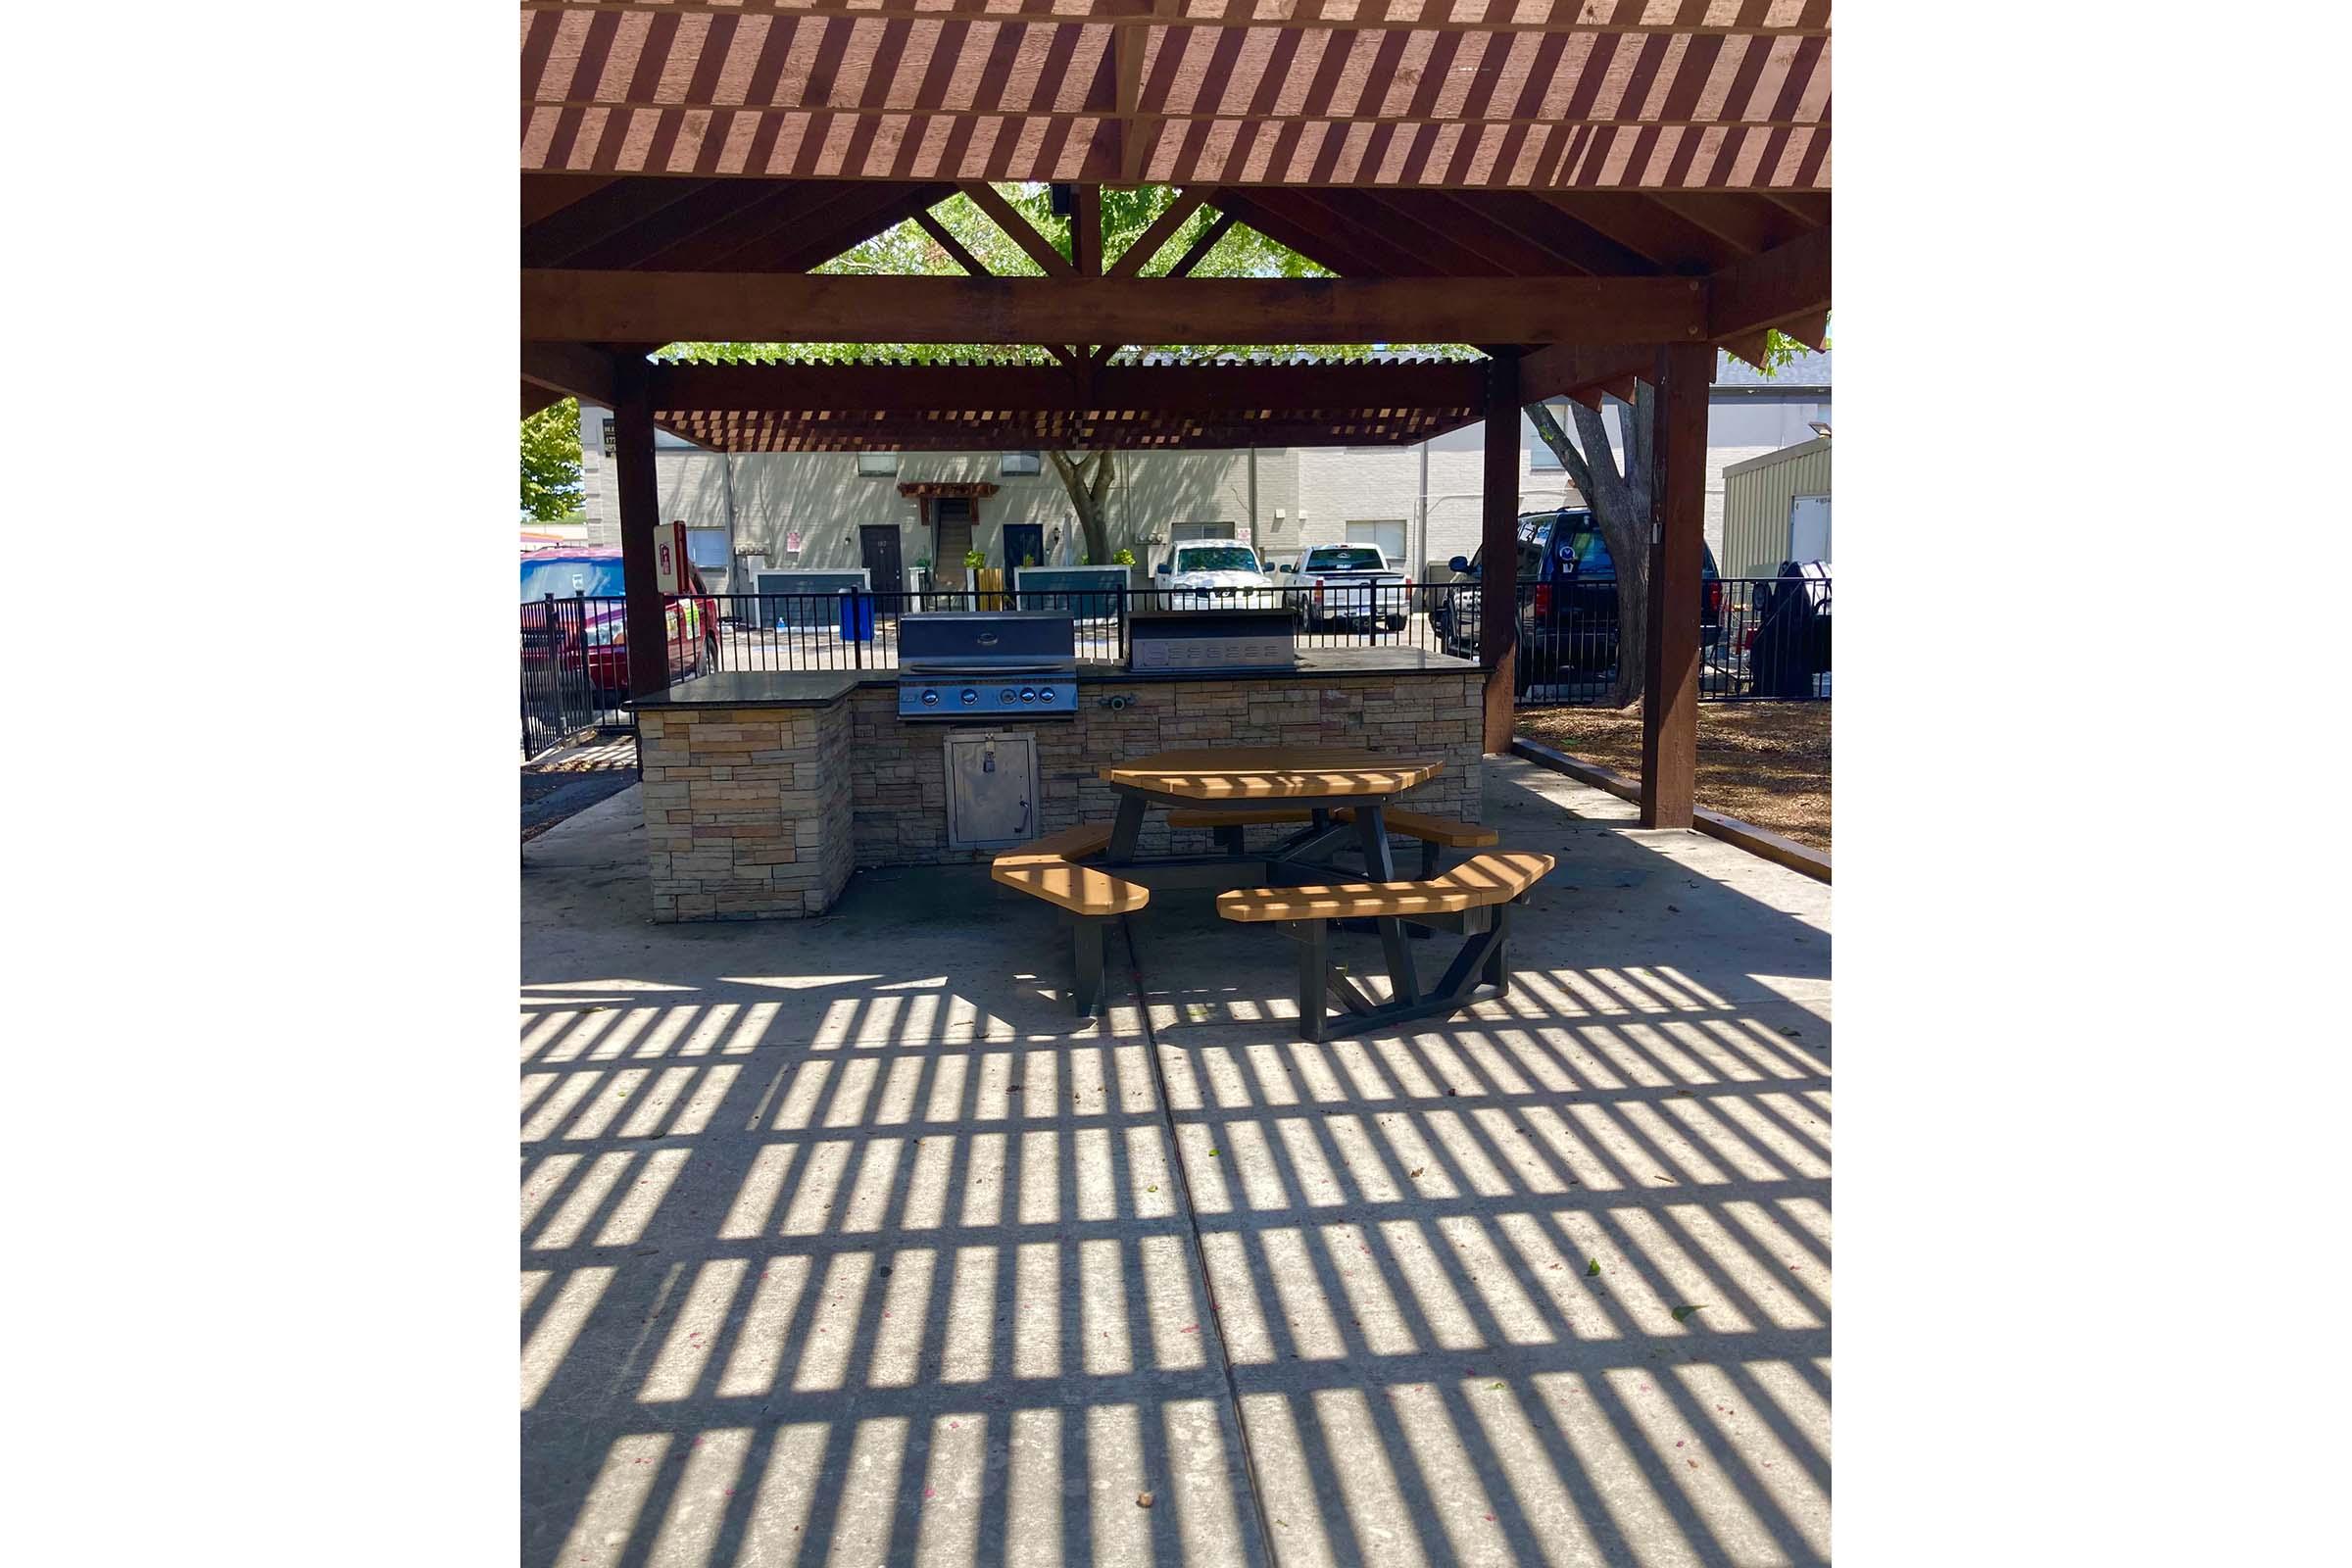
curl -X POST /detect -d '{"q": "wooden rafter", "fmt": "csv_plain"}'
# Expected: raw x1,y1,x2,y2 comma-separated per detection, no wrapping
1160,209,1237,278
911,208,989,276
1107,188,1210,278
1532,193,1747,272
1706,226,1830,342
526,270,1708,345
960,183,1076,278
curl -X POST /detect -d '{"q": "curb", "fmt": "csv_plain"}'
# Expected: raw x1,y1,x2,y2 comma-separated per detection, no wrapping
1508,736,1831,884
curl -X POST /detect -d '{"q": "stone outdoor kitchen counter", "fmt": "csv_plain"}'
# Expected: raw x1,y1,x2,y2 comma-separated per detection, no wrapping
631,648,1485,922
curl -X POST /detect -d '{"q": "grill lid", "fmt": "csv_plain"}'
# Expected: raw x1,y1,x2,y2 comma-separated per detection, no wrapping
898,611,1076,667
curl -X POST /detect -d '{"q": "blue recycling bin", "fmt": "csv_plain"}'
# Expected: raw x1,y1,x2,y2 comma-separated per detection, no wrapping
837,588,874,642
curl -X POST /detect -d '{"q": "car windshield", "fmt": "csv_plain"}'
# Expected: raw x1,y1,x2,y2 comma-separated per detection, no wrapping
1172,546,1260,572
1305,547,1385,570
520,559,627,601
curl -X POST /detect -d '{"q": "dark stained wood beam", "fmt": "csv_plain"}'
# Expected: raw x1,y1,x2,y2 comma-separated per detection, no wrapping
612,354,671,699
522,178,719,267
520,173,616,228
629,180,943,271
911,208,990,276
523,381,567,420
1207,194,1382,277
1231,188,1454,275
1532,193,1742,272
1517,342,1656,405
1107,188,1210,278
1707,226,1831,342
651,358,1488,415
1073,184,1103,275
527,270,1709,347
517,1,1834,40
1648,192,1802,257
520,342,616,406
1161,209,1236,277
961,182,1076,277
1641,339,1712,829
1480,351,1522,754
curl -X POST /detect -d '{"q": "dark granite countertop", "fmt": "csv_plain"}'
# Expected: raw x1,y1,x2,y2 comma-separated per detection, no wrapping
630,670,864,709
1079,645,1477,682
633,645,1476,710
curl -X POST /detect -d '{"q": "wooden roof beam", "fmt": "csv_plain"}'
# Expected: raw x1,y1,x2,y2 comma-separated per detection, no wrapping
528,270,1706,344
1107,188,1212,278
1707,226,1831,342
1517,343,1655,405
521,342,616,407
650,358,1489,414
521,179,717,267
961,183,1076,277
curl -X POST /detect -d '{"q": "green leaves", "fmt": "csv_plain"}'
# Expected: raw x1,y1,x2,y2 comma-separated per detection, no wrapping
1585,1258,1601,1277
1670,1304,1706,1323
520,397,583,522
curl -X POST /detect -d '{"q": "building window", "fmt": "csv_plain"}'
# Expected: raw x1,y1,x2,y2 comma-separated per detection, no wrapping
1169,521,1237,543
857,452,899,476
1528,404,1573,469
685,527,732,571
1346,519,1407,565
1001,451,1041,476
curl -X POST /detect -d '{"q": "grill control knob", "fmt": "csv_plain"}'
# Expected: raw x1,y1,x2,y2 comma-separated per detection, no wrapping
960,688,978,706
1036,686,1054,703
1001,688,1017,704
1020,688,1037,703
920,690,939,707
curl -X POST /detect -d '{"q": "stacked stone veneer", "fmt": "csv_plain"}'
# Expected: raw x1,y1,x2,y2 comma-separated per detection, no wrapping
847,670,1484,867
637,703,855,922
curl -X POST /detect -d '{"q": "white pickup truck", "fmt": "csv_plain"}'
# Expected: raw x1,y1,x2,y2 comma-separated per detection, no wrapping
1151,541,1283,608
1281,543,1410,630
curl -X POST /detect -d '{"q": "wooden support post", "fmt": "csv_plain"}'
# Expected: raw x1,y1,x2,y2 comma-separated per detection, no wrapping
1641,341,1711,827
612,352,670,699
1480,351,1522,754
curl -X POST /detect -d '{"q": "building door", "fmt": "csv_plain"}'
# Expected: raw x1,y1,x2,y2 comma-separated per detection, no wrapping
858,525,905,597
1788,494,1832,564
1347,519,1408,567
933,498,974,590
1003,523,1045,573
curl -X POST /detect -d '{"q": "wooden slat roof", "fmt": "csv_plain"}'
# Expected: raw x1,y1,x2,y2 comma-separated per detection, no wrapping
520,0,1830,189
647,353,1487,449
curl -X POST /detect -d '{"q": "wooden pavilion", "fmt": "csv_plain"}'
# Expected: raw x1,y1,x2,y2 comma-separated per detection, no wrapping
518,0,1832,829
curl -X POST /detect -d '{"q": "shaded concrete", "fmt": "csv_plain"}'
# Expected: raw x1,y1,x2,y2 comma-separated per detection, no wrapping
521,759,1830,1566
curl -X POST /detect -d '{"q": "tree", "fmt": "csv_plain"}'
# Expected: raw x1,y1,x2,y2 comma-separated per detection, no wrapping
521,397,583,522
1523,328,1817,708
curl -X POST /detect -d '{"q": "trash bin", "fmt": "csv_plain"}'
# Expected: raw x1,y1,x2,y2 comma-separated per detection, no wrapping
837,588,875,643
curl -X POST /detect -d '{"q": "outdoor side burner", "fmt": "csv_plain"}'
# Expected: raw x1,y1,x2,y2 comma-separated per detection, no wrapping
896,610,1080,720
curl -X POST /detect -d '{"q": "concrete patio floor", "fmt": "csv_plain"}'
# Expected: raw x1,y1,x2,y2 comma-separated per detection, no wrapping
521,758,1831,1567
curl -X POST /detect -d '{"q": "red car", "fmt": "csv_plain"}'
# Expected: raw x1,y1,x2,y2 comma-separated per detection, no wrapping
520,547,717,696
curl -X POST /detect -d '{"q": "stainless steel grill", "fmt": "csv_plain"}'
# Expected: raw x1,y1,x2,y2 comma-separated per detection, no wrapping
897,611,1080,720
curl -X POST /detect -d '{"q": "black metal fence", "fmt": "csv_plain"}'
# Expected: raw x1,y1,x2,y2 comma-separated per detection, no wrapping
520,572,1830,754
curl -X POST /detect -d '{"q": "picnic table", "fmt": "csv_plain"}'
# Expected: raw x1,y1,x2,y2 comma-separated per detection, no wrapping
995,744,1550,1035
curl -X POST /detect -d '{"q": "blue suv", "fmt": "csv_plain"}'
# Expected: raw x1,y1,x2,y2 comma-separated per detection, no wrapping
1431,509,1721,691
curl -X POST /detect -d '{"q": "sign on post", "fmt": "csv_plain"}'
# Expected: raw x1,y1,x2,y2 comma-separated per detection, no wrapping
655,521,688,594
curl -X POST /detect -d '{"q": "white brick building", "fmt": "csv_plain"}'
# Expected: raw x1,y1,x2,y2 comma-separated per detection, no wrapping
575,351,1829,590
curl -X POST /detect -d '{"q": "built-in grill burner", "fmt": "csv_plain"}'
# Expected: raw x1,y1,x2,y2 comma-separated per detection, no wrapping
897,611,1080,720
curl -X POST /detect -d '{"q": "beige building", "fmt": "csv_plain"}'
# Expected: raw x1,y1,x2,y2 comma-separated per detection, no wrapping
1722,436,1834,578
574,350,1830,591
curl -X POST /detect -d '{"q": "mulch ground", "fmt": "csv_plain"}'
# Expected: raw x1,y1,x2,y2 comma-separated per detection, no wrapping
1515,702,1832,852
521,731,640,843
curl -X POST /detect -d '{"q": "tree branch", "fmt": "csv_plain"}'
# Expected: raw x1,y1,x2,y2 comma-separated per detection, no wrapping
1525,402,1594,501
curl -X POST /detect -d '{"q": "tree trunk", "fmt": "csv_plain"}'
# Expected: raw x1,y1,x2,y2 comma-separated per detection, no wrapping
1527,394,1654,709
1045,450,1115,564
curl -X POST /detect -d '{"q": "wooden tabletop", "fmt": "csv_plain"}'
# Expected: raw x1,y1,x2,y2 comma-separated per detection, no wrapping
1100,746,1445,801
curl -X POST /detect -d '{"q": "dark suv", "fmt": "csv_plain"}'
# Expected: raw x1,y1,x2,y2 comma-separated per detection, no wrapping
1431,509,1721,691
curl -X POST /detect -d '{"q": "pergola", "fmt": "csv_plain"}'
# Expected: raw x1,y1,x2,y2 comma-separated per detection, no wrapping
518,0,1832,830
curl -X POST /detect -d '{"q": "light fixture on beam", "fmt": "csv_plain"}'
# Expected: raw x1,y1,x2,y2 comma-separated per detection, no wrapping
1809,420,1832,438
